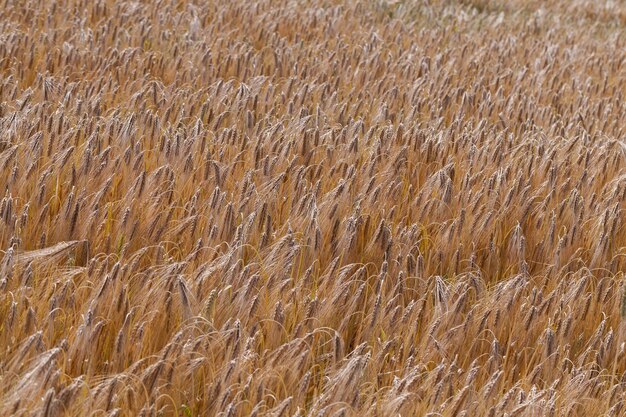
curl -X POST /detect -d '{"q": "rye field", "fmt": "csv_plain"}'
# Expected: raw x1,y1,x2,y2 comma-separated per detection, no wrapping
1,0,626,415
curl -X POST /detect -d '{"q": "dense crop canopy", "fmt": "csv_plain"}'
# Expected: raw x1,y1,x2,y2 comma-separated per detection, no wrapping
1,0,626,416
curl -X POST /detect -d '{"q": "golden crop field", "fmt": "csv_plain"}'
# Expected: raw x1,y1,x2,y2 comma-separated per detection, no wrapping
1,0,626,415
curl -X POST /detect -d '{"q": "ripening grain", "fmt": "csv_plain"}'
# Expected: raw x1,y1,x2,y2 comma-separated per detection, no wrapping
1,0,626,416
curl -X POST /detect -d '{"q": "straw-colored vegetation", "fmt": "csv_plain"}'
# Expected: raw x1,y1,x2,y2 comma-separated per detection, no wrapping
1,0,626,415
